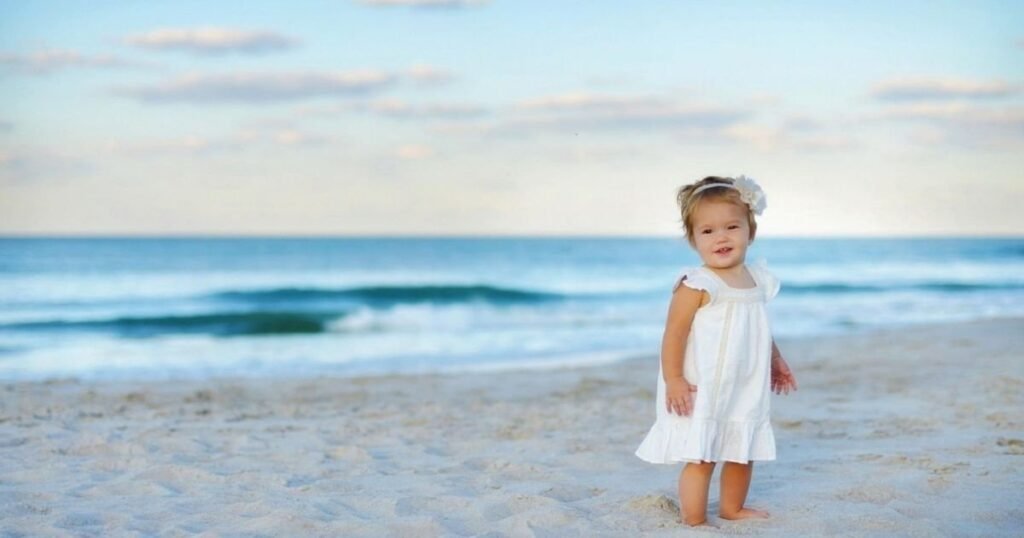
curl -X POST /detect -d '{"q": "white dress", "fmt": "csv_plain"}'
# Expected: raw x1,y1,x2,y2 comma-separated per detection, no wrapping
635,259,781,464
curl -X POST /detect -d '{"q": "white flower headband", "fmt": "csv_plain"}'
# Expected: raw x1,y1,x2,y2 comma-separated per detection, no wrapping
690,175,767,215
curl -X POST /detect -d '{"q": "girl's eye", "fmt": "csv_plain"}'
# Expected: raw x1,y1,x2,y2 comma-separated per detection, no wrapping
701,230,711,234
729,225,739,229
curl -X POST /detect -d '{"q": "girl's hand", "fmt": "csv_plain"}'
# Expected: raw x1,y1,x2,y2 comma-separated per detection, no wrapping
666,377,698,416
771,354,798,395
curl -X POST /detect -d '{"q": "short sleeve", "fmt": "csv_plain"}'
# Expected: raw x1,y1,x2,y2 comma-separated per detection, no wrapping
751,258,781,302
672,266,718,304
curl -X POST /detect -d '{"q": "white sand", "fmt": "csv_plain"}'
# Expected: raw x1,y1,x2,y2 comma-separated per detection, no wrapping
2,317,1023,536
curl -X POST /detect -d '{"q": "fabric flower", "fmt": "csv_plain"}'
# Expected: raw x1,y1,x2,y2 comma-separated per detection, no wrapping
732,175,767,215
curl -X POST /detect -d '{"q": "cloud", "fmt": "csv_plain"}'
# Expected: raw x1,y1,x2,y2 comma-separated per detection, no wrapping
0,48,145,75
869,77,1020,101
407,64,455,85
115,70,396,103
103,127,328,157
124,27,299,55
269,129,326,146
877,102,1012,122
541,143,651,164
516,105,745,131
874,102,1024,148
781,115,824,132
103,135,237,155
867,76,1024,148
293,98,486,121
718,123,858,152
395,144,434,159
357,0,488,8
720,124,782,151
365,99,487,119
428,90,857,152
0,148,95,182
875,103,1024,139
447,92,750,136
516,92,669,112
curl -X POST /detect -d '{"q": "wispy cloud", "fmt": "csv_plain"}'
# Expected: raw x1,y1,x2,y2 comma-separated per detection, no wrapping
513,105,746,131
103,135,237,155
407,64,455,85
357,0,488,8
869,77,1020,101
0,48,146,75
874,101,1024,148
445,92,750,136
719,123,858,152
269,129,327,146
0,148,94,182
867,75,1024,148
877,102,1024,129
124,27,299,55
781,115,824,132
540,143,651,164
516,92,669,112
293,98,486,122
433,91,855,152
115,70,396,103
103,127,329,156
365,99,486,119
394,144,434,159
719,124,783,151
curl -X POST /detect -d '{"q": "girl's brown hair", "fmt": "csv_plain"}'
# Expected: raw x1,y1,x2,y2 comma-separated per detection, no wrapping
676,176,758,246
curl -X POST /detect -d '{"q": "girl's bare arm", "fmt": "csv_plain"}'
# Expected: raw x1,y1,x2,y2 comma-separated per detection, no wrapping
661,279,706,415
661,282,703,380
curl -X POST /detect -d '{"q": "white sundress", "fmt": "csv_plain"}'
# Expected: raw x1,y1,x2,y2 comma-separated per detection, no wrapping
635,259,781,465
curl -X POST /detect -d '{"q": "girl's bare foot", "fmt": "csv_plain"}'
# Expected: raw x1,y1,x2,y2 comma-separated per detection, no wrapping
719,507,770,520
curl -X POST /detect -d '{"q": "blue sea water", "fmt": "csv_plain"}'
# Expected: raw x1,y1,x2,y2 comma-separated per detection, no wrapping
1,237,1021,381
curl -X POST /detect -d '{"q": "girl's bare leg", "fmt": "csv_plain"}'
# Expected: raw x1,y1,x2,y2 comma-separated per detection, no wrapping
679,461,716,526
718,461,770,520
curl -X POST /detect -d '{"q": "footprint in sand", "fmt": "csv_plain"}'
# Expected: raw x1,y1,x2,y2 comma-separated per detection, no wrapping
325,444,371,461
776,419,803,430
625,494,679,515
480,494,561,520
540,484,606,503
462,457,544,479
834,485,898,505
996,437,1024,455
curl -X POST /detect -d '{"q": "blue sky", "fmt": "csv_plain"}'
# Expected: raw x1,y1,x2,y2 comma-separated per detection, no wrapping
1,0,1022,236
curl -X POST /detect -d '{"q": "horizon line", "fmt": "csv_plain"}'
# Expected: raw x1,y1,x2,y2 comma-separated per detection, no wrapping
1,232,1022,240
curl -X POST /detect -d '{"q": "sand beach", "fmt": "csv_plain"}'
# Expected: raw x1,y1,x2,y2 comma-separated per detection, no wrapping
2,317,1023,536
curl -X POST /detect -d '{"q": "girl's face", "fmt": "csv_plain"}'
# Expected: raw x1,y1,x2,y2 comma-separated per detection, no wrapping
690,199,752,269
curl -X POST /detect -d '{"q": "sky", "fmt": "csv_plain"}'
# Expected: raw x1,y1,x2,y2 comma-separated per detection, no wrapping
1,0,1022,237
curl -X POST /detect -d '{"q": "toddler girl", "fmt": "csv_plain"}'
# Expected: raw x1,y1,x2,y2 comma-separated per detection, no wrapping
635,175,798,527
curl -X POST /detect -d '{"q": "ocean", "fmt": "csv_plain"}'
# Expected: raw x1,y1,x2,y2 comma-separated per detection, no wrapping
1,237,1021,381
